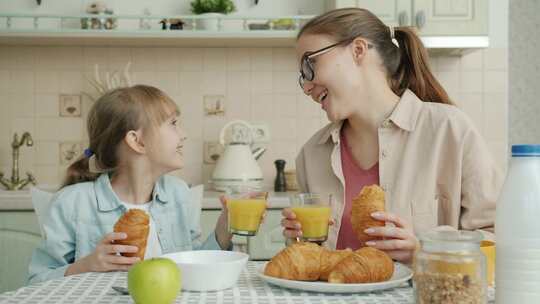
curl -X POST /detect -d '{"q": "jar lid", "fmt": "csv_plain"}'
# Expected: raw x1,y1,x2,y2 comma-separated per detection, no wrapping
420,230,483,253
512,145,540,157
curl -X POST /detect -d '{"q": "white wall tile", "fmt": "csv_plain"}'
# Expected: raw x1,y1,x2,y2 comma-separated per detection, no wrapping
227,48,251,71
8,93,34,117
179,71,203,95
250,71,272,94
250,48,273,71
155,72,179,96
56,47,83,70
202,117,227,141
131,48,157,71
202,71,226,95
178,48,203,71
459,93,484,134
83,47,109,71
460,50,483,71
251,94,274,120
156,48,180,72
460,71,483,93
272,71,299,94
59,71,83,94
274,94,297,118
34,141,59,165
272,48,297,72
483,93,508,141
0,70,10,93
11,47,35,70
436,56,461,72
0,47,15,69
132,71,158,87
484,71,508,93
436,71,460,96
297,93,321,118
178,92,204,120
203,49,226,71
35,71,59,94
225,93,251,120
35,94,59,117
227,71,251,95
33,165,60,186
483,48,508,71
183,138,203,166
10,71,34,93
107,48,132,71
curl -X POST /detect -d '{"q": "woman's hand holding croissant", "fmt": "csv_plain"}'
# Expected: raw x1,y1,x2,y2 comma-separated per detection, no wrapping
65,232,140,276
363,212,418,264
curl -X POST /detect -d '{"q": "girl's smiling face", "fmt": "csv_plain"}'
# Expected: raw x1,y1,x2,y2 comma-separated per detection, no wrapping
145,114,187,173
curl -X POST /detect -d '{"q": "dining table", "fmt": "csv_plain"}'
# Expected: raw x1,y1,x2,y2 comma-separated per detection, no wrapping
0,261,495,303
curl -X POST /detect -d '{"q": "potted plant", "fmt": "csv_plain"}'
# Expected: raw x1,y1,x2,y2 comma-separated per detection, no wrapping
190,0,236,31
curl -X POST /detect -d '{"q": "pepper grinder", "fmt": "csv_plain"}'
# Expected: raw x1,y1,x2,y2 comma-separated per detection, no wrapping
274,159,286,192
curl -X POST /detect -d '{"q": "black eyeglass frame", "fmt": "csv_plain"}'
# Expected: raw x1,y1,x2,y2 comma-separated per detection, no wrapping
298,38,373,89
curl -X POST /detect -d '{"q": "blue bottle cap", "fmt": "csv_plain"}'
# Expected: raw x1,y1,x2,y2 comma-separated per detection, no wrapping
511,145,540,157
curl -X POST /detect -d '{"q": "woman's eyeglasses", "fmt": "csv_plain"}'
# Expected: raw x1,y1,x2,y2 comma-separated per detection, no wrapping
298,38,373,90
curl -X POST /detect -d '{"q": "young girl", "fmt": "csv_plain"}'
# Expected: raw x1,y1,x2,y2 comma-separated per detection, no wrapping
28,85,232,284
281,8,504,263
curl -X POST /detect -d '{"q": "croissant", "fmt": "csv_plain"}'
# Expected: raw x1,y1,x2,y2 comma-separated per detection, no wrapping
113,209,150,260
327,247,394,283
264,242,323,281
319,247,353,281
350,185,386,245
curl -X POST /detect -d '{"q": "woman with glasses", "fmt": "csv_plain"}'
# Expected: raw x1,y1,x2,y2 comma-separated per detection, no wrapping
281,8,503,264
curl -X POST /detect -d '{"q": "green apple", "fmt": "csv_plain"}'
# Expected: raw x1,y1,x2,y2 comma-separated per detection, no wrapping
128,258,181,304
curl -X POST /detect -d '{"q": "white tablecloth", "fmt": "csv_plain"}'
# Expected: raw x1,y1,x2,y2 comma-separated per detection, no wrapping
0,262,494,303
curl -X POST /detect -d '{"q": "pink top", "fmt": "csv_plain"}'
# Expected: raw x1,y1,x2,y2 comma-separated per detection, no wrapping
336,131,380,250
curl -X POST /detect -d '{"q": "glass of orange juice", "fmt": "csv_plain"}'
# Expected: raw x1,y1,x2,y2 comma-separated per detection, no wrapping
226,188,267,236
290,193,332,242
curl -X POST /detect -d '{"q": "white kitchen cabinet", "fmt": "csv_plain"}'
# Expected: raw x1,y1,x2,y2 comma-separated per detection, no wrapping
328,0,412,27
413,0,488,36
328,0,488,36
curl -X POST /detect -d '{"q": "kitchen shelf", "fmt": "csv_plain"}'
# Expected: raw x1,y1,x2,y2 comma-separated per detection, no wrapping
0,13,489,52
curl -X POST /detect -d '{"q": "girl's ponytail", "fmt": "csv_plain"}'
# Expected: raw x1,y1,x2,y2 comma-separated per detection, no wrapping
61,156,99,188
392,27,452,104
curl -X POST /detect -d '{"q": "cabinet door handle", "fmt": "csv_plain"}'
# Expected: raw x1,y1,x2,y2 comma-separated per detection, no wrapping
398,11,408,26
415,10,426,29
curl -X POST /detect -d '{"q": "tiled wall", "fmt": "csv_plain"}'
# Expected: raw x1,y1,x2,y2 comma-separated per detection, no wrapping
0,46,508,189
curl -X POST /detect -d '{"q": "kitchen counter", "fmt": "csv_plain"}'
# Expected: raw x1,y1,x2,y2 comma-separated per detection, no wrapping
0,188,294,210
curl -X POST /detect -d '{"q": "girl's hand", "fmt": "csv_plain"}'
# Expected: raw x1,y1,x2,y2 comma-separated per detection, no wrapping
281,208,334,239
215,196,233,250
216,193,269,250
65,232,140,276
363,212,418,264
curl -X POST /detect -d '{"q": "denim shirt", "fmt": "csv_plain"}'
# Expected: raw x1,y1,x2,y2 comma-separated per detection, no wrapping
27,173,224,285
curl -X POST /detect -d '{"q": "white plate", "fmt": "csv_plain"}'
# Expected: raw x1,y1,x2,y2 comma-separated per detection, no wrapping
256,262,412,293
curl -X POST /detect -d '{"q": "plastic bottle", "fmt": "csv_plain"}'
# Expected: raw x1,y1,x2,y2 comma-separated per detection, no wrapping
496,145,540,303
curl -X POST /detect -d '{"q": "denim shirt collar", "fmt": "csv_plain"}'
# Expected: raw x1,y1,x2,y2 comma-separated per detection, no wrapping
95,173,170,212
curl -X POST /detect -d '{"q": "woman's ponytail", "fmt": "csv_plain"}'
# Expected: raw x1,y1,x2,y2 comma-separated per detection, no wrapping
299,8,452,105
391,27,452,104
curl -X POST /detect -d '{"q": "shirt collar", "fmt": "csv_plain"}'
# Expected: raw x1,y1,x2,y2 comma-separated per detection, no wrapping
316,89,422,145
95,174,170,212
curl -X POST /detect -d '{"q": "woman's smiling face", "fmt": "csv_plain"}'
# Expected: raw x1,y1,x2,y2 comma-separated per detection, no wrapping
296,34,366,122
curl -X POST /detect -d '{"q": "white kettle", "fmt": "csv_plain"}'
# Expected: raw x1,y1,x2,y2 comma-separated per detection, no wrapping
211,120,266,191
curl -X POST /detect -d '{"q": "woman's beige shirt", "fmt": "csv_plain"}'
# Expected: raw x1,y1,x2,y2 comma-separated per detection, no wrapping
296,90,504,249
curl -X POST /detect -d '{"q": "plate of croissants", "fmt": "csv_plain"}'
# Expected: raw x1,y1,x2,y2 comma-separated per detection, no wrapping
257,242,412,293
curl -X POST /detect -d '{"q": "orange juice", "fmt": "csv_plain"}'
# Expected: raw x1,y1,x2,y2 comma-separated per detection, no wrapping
228,199,266,235
291,206,331,239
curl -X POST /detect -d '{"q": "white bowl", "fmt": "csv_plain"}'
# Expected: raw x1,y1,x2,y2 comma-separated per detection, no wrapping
161,250,249,291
